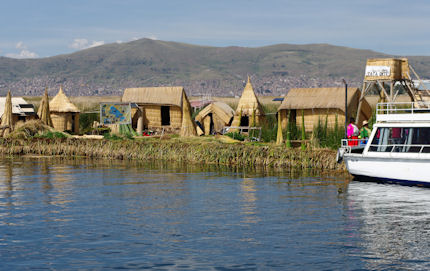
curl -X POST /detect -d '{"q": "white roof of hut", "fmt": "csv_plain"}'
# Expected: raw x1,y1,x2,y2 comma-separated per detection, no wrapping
49,87,80,113
122,87,185,108
0,97,35,116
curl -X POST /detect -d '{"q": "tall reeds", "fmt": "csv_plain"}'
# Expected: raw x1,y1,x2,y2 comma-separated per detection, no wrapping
312,113,344,149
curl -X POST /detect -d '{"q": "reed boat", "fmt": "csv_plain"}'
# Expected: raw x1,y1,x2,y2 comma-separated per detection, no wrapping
337,102,430,186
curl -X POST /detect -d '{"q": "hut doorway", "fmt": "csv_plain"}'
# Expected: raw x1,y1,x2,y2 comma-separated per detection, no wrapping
161,106,170,126
290,110,297,124
240,115,249,127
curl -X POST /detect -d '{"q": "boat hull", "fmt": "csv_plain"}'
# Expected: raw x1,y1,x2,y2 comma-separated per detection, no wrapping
344,155,430,185
352,175,430,187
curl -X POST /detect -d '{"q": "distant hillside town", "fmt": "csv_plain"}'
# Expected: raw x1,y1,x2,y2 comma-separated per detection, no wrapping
0,74,360,97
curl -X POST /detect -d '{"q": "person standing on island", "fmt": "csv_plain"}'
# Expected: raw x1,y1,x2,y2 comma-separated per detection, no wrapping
359,120,371,143
347,117,359,146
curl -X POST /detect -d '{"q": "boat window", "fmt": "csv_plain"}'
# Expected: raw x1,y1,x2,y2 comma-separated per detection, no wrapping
368,127,430,153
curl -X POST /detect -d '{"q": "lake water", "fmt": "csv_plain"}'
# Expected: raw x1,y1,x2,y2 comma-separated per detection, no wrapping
1,158,430,270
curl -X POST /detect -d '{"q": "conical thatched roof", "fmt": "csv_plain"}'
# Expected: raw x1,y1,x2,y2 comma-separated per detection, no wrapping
1,91,13,137
235,77,264,116
49,86,80,113
38,88,53,127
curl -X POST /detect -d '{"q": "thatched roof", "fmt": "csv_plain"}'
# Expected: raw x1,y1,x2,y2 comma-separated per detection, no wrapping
50,86,80,113
278,87,361,112
235,77,264,115
122,87,184,108
195,102,234,124
0,97,35,116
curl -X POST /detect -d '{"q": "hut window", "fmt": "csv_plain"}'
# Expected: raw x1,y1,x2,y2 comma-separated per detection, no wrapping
161,106,170,126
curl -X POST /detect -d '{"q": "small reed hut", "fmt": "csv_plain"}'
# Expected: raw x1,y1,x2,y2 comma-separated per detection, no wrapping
278,87,372,132
122,86,196,136
0,96,37,125
231,77,265,127
48,87,80,133
195,101,235,135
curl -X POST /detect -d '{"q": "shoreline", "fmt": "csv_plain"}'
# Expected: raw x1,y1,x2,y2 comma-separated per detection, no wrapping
0,137,346,171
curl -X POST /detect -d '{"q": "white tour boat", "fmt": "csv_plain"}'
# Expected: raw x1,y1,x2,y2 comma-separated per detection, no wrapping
338,102,430,186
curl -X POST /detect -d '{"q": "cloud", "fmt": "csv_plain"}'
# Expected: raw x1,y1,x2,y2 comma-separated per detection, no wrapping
16,41,26,49
148,35,158,40
5,41,38,59
70,38,89,49
88,40,104,48
69,38,105,50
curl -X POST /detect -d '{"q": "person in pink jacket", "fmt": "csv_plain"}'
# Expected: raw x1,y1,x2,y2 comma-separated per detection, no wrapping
347,118,359,146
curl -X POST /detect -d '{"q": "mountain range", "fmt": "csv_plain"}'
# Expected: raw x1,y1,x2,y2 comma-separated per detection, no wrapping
1,38,430,97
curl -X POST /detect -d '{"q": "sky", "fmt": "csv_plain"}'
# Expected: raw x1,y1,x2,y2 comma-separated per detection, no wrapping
1,0,430,58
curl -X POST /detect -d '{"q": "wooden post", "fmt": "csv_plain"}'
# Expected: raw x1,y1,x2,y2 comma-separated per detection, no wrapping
137,107,143,135
356,82,370,129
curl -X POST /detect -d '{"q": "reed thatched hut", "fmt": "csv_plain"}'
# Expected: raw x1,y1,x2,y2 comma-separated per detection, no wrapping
48,87,80,133
122,86,196,136
231,77,265,127
195,102,234,135
278,87,372,132
0,96,37,126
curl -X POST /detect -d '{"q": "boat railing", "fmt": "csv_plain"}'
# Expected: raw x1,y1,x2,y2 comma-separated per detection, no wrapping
368,143,430,153
341,138,368,147
376,102,430,115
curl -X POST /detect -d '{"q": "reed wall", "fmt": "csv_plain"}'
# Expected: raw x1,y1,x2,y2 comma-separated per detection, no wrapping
131,105,183,130
51,112,79,133
280,109,343,132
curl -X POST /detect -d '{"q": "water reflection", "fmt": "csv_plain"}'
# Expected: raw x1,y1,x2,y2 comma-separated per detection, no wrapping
348,182,430,270
240,178,259,225
0,160,14,210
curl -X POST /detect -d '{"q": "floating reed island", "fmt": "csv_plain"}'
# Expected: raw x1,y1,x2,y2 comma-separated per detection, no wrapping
0,131,344,171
